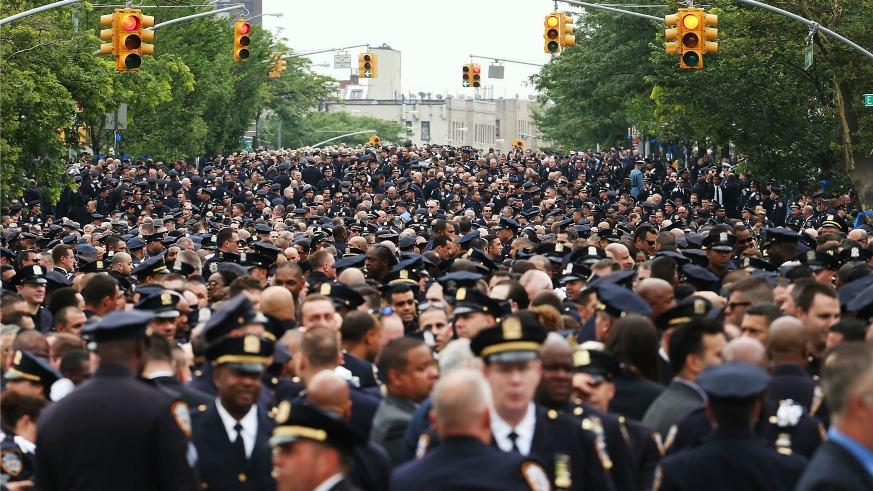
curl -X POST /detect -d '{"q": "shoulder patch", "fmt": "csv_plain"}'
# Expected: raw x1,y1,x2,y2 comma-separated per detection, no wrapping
415,433,431,460
0,448,23,477
521,460,551,491
209,262,218,273
171,400,192,437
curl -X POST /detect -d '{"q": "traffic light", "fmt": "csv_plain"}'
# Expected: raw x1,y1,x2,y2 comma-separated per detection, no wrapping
269,52,287,78
559,12,575,49
665,8,718,70
512,138,525,149
98,8,155,72
234,20,251,62
544,12,560,54
368,135,381,146
359,52,377,78
462,64,481,88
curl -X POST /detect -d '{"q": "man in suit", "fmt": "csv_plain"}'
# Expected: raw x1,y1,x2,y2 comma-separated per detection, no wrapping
392,369,547,491
471,311,612,491
643,317,726,437
796,343,873,491
36,310,198,491
191,334,276,490
658,363,807,491
370,337,438,465
270,401,364,491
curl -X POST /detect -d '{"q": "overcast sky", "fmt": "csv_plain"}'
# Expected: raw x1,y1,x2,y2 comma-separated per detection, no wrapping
262,0,555,98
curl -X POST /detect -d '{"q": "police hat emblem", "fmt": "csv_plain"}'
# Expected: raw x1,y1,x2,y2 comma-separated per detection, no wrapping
502,317,522,340
693,298,707,315
320,283,332,295
33,265,42,275
574,349,591,367
170,401,192,437
161,291,173,306
1,448,23,477
275,400,292,424
243,335,261,354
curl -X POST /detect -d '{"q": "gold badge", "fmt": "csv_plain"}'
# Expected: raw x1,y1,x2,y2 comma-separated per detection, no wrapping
320,283,332,295
574,349,590,367
33,265,42,275
275,400,291,424
554,453,572,489
502,317,522,340
161,291,173,306
693,299,707,315
13,350,22,365
243,335,261,354
400,270,409,280
170,400,192,437
555,243,564,253
96,261,104,269
456,287,467,301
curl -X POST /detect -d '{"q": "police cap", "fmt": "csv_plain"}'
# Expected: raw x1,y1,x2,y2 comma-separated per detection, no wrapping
697,362,770,400
132,254,170,278
573,347,620,382
202,294,267,344
135,289,182,318
206,334,274,373
316,282,365,310
270,402,365,452
11,265,47,286
83,309,156,343
451,287,504,318
470,311,547,364
6,350,61,393
592,283,651,318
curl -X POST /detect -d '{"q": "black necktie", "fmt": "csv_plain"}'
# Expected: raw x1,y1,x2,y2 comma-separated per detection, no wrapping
233,422,247,462
508,431,520,453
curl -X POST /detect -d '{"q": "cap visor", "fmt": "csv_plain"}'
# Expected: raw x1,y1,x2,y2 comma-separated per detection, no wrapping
452,304,484,316
269,434,301,447
486,351,539,364
155,310,180,319
223,362,266,374
22,279,48,285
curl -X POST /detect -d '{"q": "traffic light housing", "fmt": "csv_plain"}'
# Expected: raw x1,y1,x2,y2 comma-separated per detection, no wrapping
234,20,252,62
98,8,155,72
559,12,575,49
462,64,481,87
544,12,560,54
665,8,718,70
359,52,377,78
368,135,381,146
270,52,287,78
512,138,525,149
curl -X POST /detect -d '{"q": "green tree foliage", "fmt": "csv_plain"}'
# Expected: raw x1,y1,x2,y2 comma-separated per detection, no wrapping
532,0,873,194
1,0,336,202
262,111,405,149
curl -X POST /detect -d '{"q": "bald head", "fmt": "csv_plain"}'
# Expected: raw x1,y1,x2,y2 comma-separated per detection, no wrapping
520,269,552,300
260,286,296,320
767,316,807,363
605,243,633,269
723,337,767,368
338,267,365,285
636,278,675,318
306,370,351,420
432,369,492,442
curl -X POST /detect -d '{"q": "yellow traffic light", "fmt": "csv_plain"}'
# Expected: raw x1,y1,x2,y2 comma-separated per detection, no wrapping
368,135,381,146
98,9,154,71
234,20,252,62
512,138,524,149
665,8,717,70
544,12,560,54
269,52,287,78
462,64,481,88
559,12,575,49
358,52,377,78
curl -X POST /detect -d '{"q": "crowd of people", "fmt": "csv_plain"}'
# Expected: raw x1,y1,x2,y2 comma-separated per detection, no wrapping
1,142,872,491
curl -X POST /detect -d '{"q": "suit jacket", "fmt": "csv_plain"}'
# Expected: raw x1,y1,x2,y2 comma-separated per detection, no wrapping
659,428,806,491
642,379,704,437
795,440,873,491
150,375,214,412
36,363,198,491
609,373,664,422
191,402,275,491
370,394,417,466
390,437,537,491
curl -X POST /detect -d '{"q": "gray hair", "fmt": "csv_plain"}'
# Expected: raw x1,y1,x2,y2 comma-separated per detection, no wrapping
438,339,481,373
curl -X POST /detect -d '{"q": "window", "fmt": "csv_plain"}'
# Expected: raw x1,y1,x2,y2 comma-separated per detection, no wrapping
496,119,501,138
421,121,430,140
518,120,530,138
452,121,465,142
349,89,363,100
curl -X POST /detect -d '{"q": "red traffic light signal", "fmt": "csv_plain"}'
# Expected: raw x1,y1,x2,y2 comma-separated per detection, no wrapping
234,20,252,62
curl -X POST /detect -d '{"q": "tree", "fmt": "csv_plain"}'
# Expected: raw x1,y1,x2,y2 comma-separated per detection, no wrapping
270,111,405,149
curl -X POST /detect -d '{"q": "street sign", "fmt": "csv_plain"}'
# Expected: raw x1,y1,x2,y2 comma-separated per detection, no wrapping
334,52,351,68
114,131,122,142
804,45,813,71
865,94,873,107
105,103,128,130
488,65,505,79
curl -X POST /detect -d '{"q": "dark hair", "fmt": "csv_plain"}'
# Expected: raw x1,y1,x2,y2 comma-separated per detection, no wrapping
668,317,724,374
51,244,72,264
496,280,530,309
146,333,173,362
828,319,868,343
228,276,262,297
300,326,340,368
744,303,782,325
650,256,677,283
709,395,761,429
81,273,118,308
634,225,656,242
793,281,837,313
340,310,378,343
384,283,414,302
606,315,661,383
0,391,47,430
216,227,235,249
377,337,426,385
60,349,90,377
432,235,452,249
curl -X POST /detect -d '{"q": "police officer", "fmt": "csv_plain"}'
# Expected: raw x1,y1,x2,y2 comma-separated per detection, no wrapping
392,369,548,491
657,363,807,491
11,265,53,333
35,310,199,491
3,350,60,400
1,391,47,488
191,333,275,490
470,311,613,491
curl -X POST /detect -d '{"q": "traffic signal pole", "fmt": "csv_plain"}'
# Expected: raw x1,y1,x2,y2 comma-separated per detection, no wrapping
557,0,662,22
149,4,246,30
0,0,82,27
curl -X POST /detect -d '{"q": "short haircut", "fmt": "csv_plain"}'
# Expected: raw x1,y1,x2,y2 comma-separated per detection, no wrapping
634,224,657,241
309,249,334,270
729,276,775,303
668,317,724,374
340,311,378,344
300,326,340,368
432,235,452,249
50,332,84,360
743,303,782,325
81,273,118,308
53,306,80,329
822,343,873,416
650,256,678,283
146,333,173,362
828,320,868,343
228,276,262,298
216,227,235,249
495,280,530,309
377,337,426,382
51,244,72,264
0,391,48,430
793,281,838,313
60,349,90,377
384,283,413,302
709,393,761,429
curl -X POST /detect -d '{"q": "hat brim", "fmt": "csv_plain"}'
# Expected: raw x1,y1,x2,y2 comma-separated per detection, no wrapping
19,278,47,285
485,350,539,364
709,246,734,252
154,309,180,319
221,362,267,374
453,304,486,316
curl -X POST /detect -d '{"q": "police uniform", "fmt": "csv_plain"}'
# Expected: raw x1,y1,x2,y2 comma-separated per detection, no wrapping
656,363,807,491
470,312,613,491
35,310,198,491
191,334,276,491
11,265,53,333
4,349,61,400
1,428,36,487
270,402,365,491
